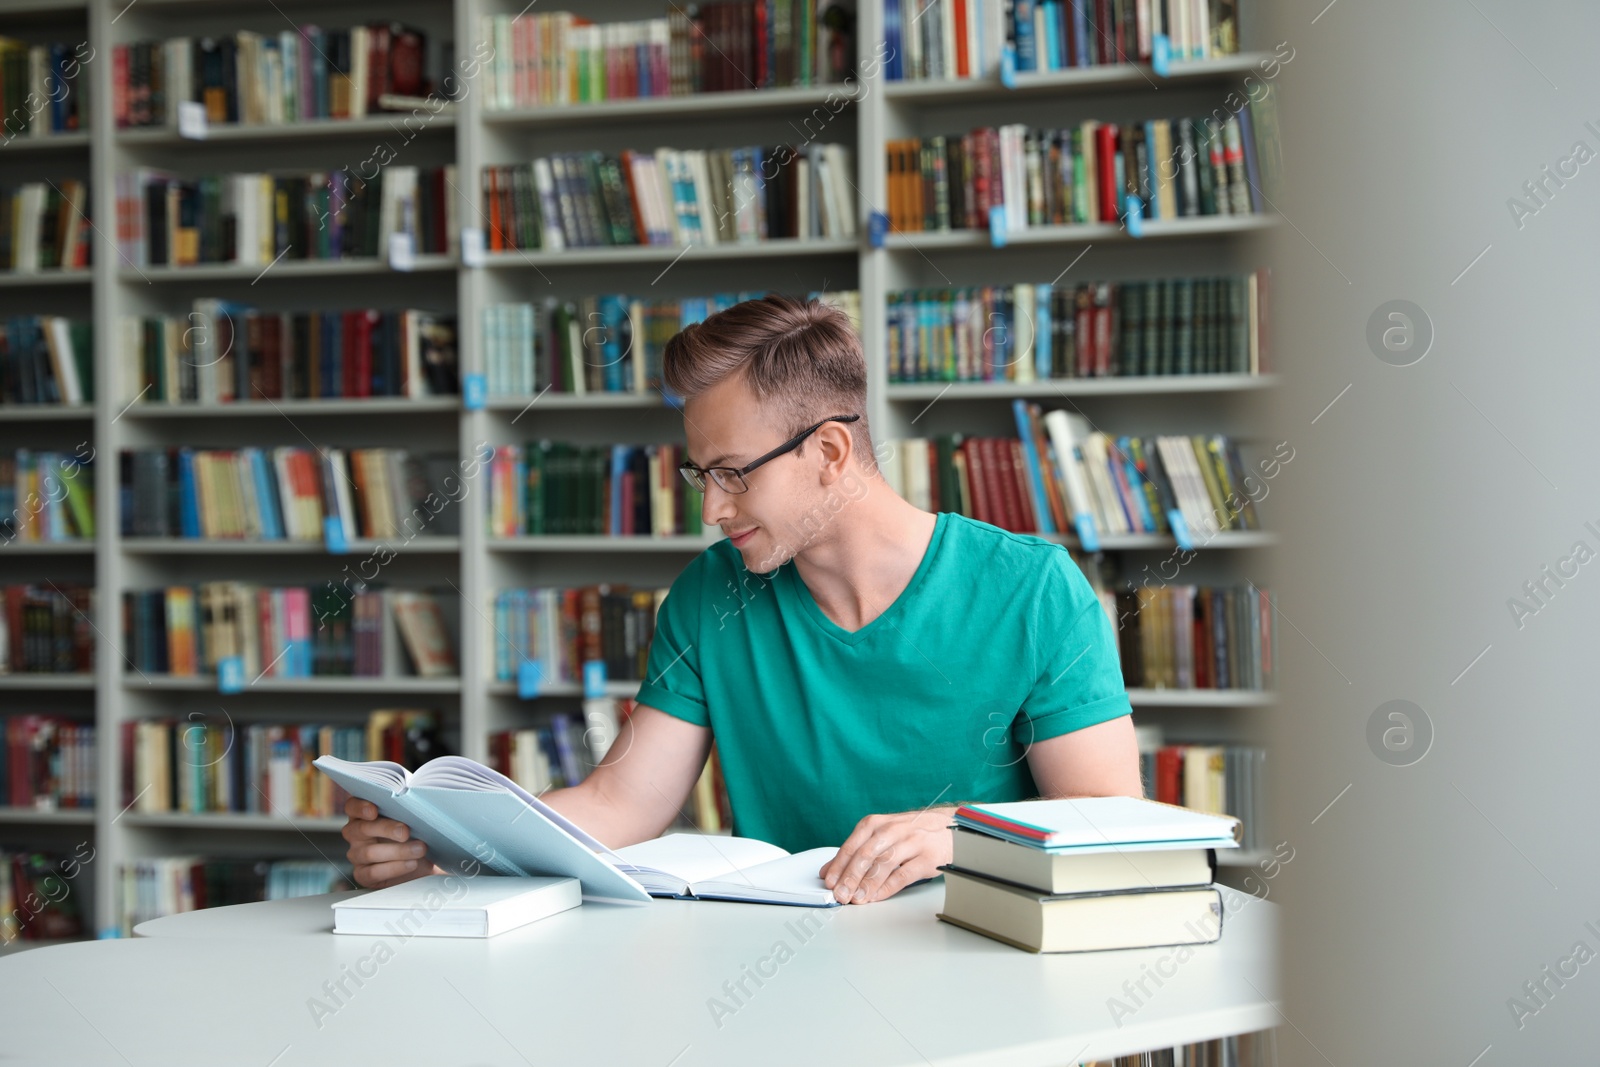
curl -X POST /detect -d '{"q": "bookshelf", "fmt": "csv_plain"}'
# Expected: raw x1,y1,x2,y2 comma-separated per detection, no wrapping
0,0,1280,938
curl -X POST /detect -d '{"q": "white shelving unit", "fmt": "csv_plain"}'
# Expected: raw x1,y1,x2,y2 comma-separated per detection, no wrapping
0,0,1278,936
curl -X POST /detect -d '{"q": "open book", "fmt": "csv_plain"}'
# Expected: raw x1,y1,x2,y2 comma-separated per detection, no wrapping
611,833,840,907
314,754,652,903
315,755,842,907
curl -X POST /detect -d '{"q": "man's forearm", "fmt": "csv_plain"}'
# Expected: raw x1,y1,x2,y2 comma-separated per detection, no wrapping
537,774,676,851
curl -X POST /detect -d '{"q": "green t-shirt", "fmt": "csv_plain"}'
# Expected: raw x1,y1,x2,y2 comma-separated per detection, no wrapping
635,511,1132,854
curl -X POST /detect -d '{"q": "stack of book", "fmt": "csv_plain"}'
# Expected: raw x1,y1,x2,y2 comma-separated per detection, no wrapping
886,105,1279,231
882,408,1265,542
485,442,706,538
886,274,1269,383
0,850,86,943
0,585,94,675
492,585,666,686
0,180,91,273
119,446,460,542
113,165,456,269
0,318,93,405
2,716,95,811
479,2,853,107
937,796,1240,953
883,0,1245,81
113,24,431,129
123,584,457,680
481,141,855,252
116,858,350,936
121,302,458,404
0,39,90,137
121,708,447,819
0,448,95,543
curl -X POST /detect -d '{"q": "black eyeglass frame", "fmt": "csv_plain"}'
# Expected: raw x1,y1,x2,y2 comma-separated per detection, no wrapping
678,414,862,495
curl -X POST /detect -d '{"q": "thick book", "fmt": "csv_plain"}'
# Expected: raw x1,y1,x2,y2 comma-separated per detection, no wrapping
954,795,1242,850
611,832,841,907
313,754,652,903
333,873,580,937
949,827,1216,895
938,866,1224,953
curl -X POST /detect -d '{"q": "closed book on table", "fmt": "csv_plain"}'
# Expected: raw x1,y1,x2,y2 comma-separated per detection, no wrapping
938,866,1224,954
949,827,1216,895
333,874,580,938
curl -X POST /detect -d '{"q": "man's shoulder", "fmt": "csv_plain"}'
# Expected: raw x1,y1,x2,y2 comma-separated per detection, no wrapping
939,512,1074,570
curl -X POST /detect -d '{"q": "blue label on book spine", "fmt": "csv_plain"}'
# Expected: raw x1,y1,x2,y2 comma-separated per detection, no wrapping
1124,194,1145,238
988,205,1008,248
322,516,348,554
583,659,608,699
218,656,245,694
1167,509,1195,552
1074,513,1101,553
1000,45,1018,89
868,210,888,249
517,659,543,700
463,373,487,411
1151,35,1172,77
284,639,312,678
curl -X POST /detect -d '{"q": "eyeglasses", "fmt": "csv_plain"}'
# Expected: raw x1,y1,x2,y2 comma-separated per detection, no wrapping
678,414,861,495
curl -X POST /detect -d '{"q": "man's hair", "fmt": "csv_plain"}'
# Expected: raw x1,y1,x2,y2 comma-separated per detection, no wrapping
662,294,876,471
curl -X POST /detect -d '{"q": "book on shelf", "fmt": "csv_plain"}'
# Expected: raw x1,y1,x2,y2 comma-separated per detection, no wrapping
886,102,1279,232
122,302,458,405
481,2,854,108
1,850,86,943
937,797,1237,953
610,832,839,906
119,446,461,542
1082,1032,1278,1067
116,858,350,937
489,707,617,797
0,39,89,138
0,585,93,675
122,584,458,680
1,180,91,273
2,318,94,406
481,140,855,252
1138,735,1269,853
881,409,1265,542
485,441,707,538
886,273,1270,382
123,708,447,819
334,874,581,938
113,24,432,129
113,165,457,269
883,0,1244,81
492,586,666,686
0,448,95,543
1114,584,1274,693
2,716,95,811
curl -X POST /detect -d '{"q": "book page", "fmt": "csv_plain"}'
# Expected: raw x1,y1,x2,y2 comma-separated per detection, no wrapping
700,847,839,894
410,756,609,852
612,833,790,883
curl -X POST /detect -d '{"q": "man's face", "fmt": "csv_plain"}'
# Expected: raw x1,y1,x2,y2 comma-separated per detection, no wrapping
681,373,829,572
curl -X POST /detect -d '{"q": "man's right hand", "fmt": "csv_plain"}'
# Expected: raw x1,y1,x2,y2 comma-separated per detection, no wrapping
342,797,442,888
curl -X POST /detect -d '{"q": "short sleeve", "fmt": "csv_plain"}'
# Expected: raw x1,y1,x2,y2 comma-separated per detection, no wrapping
1017,550,1132,742
634,555,712,728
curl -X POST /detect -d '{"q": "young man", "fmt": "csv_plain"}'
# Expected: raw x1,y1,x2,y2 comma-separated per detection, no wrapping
343,295,1141,904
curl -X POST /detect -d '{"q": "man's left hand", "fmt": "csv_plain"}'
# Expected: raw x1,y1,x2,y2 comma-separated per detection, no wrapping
819,805,959,904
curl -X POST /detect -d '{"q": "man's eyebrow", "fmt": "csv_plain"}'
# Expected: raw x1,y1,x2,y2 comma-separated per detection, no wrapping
691,451,736,468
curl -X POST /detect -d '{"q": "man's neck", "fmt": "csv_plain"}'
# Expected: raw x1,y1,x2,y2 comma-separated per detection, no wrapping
789,474,939,633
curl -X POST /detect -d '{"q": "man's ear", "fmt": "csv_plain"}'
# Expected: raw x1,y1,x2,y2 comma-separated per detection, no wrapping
815,421,855,485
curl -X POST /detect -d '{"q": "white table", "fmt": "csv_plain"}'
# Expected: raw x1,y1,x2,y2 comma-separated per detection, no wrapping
3,880,1278,1066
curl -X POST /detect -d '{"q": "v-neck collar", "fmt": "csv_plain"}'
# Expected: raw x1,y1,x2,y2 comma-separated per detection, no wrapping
780,512,949,646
